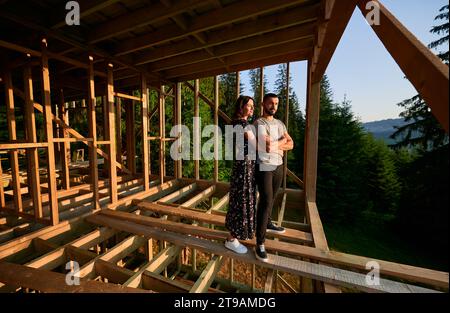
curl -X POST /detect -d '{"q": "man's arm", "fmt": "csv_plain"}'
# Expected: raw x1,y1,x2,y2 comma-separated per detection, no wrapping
278,132,294,151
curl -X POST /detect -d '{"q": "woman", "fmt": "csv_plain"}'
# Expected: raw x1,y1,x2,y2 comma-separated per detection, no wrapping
224,96,257,254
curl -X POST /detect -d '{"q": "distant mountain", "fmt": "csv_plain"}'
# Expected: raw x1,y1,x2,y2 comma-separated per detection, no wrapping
363,118,409,145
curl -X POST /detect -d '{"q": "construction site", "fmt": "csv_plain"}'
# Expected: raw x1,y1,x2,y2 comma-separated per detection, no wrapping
0,0,448,293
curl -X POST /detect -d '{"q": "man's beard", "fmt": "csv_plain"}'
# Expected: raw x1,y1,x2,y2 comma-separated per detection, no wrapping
265,109,276,116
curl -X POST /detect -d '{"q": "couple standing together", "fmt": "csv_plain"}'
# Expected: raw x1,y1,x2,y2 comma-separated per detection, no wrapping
224,93,294,262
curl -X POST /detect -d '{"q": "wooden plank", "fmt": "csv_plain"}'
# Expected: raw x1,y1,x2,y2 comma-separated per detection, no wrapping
133,200,312,244
0,261,151,293
190,255,224,293
106,63,118,204
87,56,100,210
41,39,59,225
142,75,150,189
84,215,442,293
357,0,449,132
114,92,142,102
4,71,22,214
23,66,43,219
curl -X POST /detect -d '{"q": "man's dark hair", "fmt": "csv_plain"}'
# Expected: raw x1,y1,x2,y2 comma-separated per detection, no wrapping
263,93,279,103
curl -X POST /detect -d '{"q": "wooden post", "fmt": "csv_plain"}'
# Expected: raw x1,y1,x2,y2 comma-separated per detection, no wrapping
259,66,264,116
194,79,200,180
102,95,109,178
175,82,182,179
41,39,59,225
106,63,118,204
126,101,136,174
283,62,290,190
236,71,240,97
116,98,122,163
23,66,43,219
0,161,4,208
87,56,100,210
4,71,22,214
159,85,165,183
59,90,70,190
213,76,219,183
303,60,320,203
141,75,150,190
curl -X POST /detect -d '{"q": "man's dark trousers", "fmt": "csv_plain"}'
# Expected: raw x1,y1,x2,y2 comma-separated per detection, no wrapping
255,164,283,246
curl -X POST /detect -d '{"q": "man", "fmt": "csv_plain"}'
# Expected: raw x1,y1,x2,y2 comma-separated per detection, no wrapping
253,93,294,262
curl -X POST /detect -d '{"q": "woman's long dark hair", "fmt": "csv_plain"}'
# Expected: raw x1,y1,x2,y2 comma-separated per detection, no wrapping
232,95,254,121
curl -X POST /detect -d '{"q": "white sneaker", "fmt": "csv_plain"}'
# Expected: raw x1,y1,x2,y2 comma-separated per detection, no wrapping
224,239,248,254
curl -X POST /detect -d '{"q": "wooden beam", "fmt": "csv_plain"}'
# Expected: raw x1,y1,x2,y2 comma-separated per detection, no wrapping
141,75,150,189
51,0,123,29
0,261,150,292
214,76,219,183
126,101,137,174
4,71,22,214
145,25,315,71
304,61,320,203
87,56,100,210
173,50,309,83
357,0,449,132
311,0,358,82
133,200,312,244
158,183,197,204
132,5,319,63
190,255,224,293
115,0,311,55
23,66,43,219
175,82,182,179
185,81,232,124
124,245,181,288
85,214,445,292
58,90,70,190
194,79,200,180
163,38,312,79
89,0,209,43
41,39,59,225
106,63,118,204
159,85,165,183
115,98,122,163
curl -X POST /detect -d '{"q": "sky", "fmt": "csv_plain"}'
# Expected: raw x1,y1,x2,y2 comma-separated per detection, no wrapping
240,0,448,123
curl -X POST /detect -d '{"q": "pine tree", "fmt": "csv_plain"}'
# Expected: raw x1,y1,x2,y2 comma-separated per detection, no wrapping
391,5,449,150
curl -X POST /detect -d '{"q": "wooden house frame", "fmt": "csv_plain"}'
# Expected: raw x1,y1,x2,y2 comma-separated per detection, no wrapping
0,0,448,293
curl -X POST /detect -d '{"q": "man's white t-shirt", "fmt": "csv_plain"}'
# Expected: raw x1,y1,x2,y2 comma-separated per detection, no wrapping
254,117,287,168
